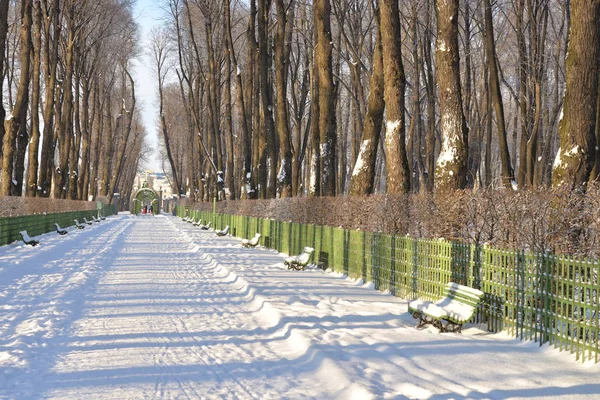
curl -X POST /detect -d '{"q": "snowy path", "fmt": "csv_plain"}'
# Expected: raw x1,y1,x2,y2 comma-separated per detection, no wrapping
1,214,600,399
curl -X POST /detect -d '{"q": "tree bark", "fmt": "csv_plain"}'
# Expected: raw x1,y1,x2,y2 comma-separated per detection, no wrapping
422,0,436,191
1,0,32,196
225,0,251,199
553,0,600,188
434,0,469,191
38,0,60,197
0,0,10,160
54,10,75,198
25,0,42,197
380,0,409,194
223,22,235,200
314,0,337,196
108,67,135,204
349,12,384,196
483,0,514,187
274,0,293,197
258,0,277,198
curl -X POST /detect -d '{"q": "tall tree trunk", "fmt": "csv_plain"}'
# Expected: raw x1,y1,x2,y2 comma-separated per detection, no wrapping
246,0,258,199
108,68,136,204
516,0,529,187
225,0,251,199
0,0,10,160
434,0,469,191
380,0,409,194
68,62,82,200
274,0,293,197
224,32,235,200
593,74,600,181
484,59,493,187
423,0,436,191
314,0,337,196
258,0,277,198
407,1,422,191
527,2,549,187
26,0,42,197
204,20,224,197
483,0,514,187
308,27,321,197
1,0,32,196
349,13,384,196
54,14,75,198
79,74,93,200
553,0,600,188
38,0,60,197
98,86,113,198
464,0,477,188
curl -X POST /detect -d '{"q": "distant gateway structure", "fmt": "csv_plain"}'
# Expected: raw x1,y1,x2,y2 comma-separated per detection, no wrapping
131,187,159,215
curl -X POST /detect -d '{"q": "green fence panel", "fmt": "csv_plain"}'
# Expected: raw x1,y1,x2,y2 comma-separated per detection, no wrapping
176,207,600,363
0,206,115,247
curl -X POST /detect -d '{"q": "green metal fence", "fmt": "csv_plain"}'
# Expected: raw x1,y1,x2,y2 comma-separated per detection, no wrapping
0,204,116,246
178,207,600,363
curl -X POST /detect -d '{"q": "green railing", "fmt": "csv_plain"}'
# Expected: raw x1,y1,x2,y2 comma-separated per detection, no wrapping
178,206,600,363
0,204,116,246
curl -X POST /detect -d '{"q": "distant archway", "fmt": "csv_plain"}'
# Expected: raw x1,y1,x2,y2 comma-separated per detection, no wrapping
131,188,159,215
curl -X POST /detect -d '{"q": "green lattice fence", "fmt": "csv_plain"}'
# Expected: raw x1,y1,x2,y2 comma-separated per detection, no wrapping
177,207,600,363
0,204,116,246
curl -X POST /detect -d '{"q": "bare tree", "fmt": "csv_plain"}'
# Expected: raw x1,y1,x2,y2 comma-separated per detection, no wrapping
434,0,469,191
314,0,337,196
349,7,384,196
380,0,409,194
552,0,600,189
151,26,182,198
1,0,32,196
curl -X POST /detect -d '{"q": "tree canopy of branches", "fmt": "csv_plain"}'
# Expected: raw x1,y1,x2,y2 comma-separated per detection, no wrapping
150,0,598,200
0,0,146,206
2,0,599,204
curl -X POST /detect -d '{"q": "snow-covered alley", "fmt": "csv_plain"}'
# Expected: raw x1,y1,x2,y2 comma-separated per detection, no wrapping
1,214,600,399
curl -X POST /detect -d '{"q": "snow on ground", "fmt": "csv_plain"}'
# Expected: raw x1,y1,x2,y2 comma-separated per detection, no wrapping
1,214,600,399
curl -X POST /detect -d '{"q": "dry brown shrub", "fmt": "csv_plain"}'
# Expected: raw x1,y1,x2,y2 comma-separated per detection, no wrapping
189,185,600,258
0,196,96,217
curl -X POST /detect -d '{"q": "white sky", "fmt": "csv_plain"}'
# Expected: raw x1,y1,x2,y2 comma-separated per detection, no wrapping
132,0,163,171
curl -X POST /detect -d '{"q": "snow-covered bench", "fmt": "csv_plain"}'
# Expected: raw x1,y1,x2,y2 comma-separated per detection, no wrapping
200,221,211,230
193,218,203,226
99,214,106,220
20,231,39,246
83,217,93,225
74,219,85,229
55,223,68,236
216,225,230,236
408,282,484,333
285,247,315,271
242,233,261,248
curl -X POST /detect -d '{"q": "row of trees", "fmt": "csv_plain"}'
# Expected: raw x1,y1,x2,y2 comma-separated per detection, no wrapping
155,0,599,201
0,0,147,205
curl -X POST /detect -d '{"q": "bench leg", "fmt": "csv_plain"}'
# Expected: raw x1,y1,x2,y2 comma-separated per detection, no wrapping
413,312,431,329
416,316,429,329
439,320,462,333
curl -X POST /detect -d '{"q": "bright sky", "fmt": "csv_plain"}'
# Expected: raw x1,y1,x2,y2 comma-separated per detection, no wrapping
132,0,163,171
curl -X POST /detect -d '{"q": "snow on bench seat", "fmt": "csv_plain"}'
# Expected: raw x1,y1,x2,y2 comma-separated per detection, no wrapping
285,247,315,271
408,282,484,333
20,231,39,247
242,233,261,248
